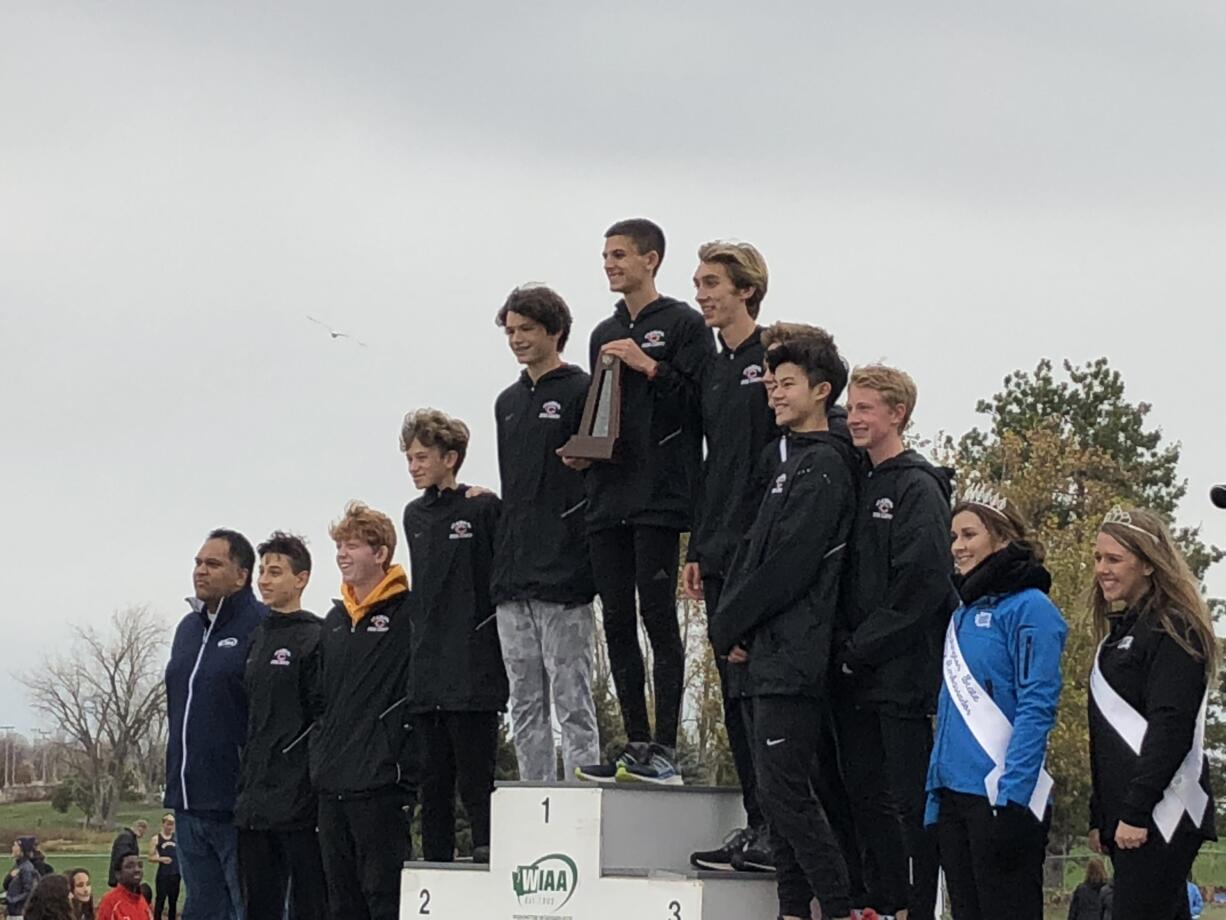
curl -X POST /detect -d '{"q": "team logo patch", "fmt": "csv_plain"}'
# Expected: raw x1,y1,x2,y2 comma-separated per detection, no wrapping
449,520,474,540
873,497,895,520
270,647,292,666
1118,635,1134,650
740,364,764,385
538,400,562,420
217,637,238,648
367,614,390,633
641,329,666,349
975,611,993,628
771,473,787,494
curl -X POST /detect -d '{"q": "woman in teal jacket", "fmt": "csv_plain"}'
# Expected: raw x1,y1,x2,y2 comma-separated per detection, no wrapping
926,486,1067,920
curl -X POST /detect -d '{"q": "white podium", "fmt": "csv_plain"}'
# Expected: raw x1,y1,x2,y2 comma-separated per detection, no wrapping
400,782,778,920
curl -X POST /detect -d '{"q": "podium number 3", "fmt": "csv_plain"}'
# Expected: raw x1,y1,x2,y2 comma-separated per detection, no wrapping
668,900,681,919
542,796,550,824
419,889,430,914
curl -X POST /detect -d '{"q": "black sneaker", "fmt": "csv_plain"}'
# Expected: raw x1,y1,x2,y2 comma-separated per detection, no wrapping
731,826,775,872
575,742,649,783
690,827,752,871
616,743,683,786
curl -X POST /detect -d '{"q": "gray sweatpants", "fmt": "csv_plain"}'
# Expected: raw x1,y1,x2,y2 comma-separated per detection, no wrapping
496,600,600,782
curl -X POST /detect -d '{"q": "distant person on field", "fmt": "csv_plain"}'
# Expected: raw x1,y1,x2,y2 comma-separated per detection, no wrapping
7,837,41,918
66,868,94,920
1067,857,1108,920
146,816,179,920
1187,878,1203,919
22,873,73,920
29,851,53,879
108,822,146,888
164,528,266,920
96,855,151,920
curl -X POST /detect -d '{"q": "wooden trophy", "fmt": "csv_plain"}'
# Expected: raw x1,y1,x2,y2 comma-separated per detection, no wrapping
560,353,623,461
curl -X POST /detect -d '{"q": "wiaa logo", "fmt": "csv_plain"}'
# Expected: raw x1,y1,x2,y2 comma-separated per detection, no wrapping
511,852,578,913
270,647,292,666
449,520,474,540
872,497,895,520
641,329,666,349
740,364,764,385
367,614,390,633
538,400,562,420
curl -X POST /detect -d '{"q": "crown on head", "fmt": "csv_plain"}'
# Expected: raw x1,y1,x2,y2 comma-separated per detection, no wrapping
961,481,1008,517
1101,505,1158,542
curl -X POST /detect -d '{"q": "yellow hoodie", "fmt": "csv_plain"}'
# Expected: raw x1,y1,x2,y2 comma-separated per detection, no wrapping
340,564,409,626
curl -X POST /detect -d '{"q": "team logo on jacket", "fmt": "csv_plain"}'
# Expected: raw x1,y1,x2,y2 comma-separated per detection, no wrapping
641,329,666,349
975,611,993,628
740,364,764,385
217,637,238,648
1118,635,1134,650
449,520,474,540
270,647,292,666
771,472,787,494
538,400,562,420
873,497,895,520
367,614,390,633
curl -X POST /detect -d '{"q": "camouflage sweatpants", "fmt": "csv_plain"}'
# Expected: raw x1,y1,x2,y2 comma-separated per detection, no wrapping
495,600,600,782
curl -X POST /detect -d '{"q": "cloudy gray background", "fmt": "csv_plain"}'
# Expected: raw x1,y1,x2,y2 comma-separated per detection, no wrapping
2,1,1224,733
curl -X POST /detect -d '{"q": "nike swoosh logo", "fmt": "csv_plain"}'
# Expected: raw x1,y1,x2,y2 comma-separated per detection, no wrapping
766,738,786,747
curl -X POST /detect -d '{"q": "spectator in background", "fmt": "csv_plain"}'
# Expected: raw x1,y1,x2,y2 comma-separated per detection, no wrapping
1188,878,1204,920
29,851,53,879
108,822,145,887
23,873,73,920
65,868,93,920
1067,857,1109,920
146,817,178,920
7,837,41,918
96,855,150,920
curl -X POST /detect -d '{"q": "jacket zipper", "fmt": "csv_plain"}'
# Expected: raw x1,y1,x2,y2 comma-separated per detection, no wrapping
181,596,223,810
281,723,315,755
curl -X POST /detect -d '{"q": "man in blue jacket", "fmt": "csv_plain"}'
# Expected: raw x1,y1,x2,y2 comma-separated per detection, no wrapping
165,528,266,920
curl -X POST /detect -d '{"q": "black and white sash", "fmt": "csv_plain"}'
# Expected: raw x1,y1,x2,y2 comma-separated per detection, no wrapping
1089,641,1208,841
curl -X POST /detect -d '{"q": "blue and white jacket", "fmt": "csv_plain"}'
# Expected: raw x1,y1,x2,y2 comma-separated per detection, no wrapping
165,585,266,815
925,543,1066,823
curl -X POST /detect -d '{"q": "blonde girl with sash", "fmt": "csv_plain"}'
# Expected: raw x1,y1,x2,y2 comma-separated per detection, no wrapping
925,487,1067,920
1088,507,1217,920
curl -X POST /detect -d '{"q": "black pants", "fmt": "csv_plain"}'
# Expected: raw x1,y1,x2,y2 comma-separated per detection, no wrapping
753,695,851,919
836,702,937,915
812,704,868,909
704,575,762,828
153,874,180,920
317,792,410,920
589,524,683,747
1110,826,1202,920
937,789,1048,920
238,827,329,920
417,710,499,861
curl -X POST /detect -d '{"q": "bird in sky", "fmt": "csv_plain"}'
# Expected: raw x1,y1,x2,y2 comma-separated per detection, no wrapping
306,315,368,347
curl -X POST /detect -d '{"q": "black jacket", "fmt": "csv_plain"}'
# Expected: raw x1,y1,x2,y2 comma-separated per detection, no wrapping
835,449,957,715
584,296,714,533
1089,597,1216,844
235,610,322,830
710,430,859,698
687,327,775,580
1067,880,1106,920
404,486,509,712
492,365,596,606
310,587,416,799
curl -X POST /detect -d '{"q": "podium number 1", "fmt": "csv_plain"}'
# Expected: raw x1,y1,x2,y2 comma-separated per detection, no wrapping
542,796,550,824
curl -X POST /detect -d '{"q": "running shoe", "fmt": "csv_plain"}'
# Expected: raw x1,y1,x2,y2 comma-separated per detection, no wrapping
731,826,776,872
690,826,752,871
575,742,649,783
616,743,683,786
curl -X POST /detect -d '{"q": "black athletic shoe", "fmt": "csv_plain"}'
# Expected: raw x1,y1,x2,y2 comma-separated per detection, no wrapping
731,827,775,872
575,742,650,783
690,826,752,871
471,845,490,864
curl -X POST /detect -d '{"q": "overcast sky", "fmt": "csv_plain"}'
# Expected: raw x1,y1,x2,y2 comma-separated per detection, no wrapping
2,1,1224,734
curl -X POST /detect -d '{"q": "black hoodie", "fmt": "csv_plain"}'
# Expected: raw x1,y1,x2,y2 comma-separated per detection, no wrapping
584,296,714,533
836,449,957,715
235,609,322,831
1089,596,1217,845
710,429,860,698
492,364,596,606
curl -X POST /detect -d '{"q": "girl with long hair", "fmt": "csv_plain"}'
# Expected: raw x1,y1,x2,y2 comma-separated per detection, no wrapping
66,868,94,920
1087,506,1217,920
925,485,1067,920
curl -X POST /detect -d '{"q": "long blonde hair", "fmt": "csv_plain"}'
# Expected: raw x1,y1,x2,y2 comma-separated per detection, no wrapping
1091,507,1218,683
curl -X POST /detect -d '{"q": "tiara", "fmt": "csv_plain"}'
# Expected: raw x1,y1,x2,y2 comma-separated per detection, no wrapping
1101,505,1158,542
961,482,1008,518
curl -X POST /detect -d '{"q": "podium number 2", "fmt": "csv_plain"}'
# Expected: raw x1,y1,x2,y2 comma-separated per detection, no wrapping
542,796,550,824
418,889,430,914
667,900,681,919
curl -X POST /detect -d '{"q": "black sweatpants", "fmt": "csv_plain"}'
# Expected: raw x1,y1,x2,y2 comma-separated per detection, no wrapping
753,695,851,919
812,704,868,909
589,524,683,747
238,827,329,920
704,575,762,829
153,874,180,920
1110,826,1202,920
417,710,499,861
836,702,937,915
317,792,410,920
936,789,1048,920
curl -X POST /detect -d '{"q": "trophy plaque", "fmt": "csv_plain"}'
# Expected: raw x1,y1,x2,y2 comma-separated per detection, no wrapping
560,353,623,461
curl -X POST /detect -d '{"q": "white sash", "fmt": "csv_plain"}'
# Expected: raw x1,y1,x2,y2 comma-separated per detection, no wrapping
1089,641,1209,842
943,616,1054,820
